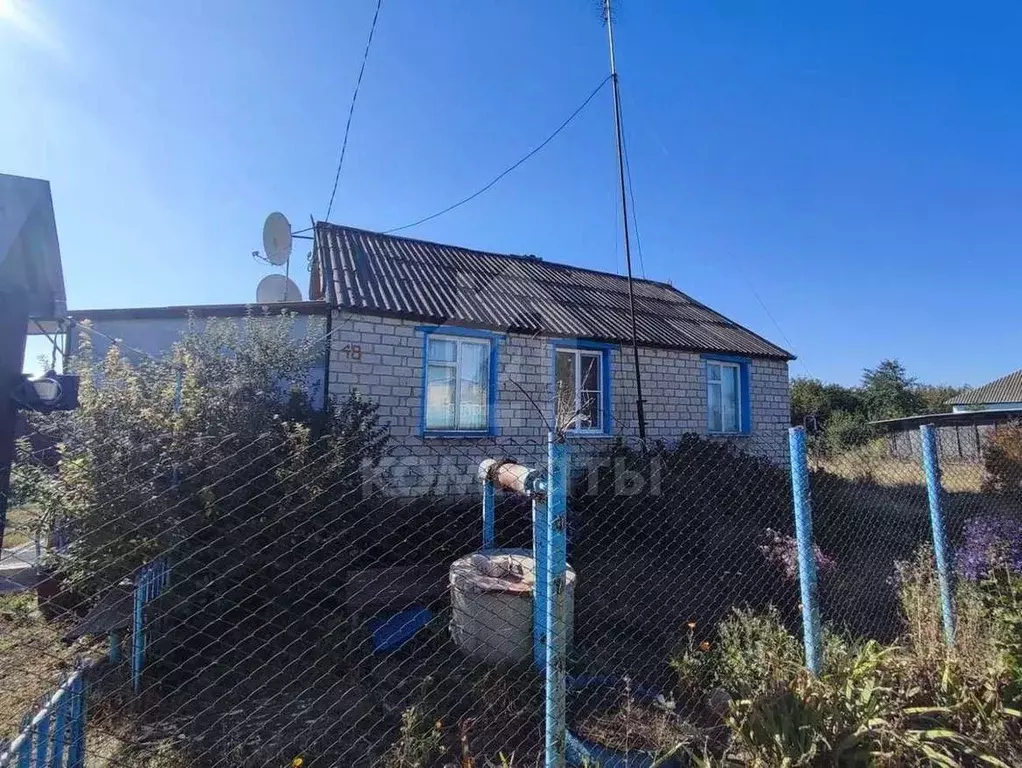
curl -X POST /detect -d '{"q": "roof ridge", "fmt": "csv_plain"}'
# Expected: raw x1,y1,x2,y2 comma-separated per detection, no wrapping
315,221,679,291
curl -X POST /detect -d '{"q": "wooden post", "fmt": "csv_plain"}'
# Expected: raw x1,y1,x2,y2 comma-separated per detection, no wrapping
0,288,30,552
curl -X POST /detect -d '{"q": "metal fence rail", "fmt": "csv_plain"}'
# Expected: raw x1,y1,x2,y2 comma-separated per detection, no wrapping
0,665,88,768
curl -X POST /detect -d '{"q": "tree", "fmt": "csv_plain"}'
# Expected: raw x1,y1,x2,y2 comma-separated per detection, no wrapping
861,359,924,421
31,311,390,629
915,383,965,415
790,377,866,427
823,410,874,454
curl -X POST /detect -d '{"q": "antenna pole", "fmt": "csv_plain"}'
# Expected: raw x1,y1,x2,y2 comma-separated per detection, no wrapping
604,0,646,440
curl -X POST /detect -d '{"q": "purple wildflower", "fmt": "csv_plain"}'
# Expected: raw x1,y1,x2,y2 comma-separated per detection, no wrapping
956,516,1022,581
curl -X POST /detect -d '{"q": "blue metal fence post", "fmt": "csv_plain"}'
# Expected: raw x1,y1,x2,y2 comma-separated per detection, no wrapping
66,672,86,768
482,477,495,549
33,707,50,766
131,565,146,693
50,691,68,766
544,434,568,768
920,424,956,649
788,426,822,676
532,485,548,671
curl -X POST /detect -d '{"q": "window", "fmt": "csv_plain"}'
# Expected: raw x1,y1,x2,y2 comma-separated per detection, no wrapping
424,334,492,433
555,348,606,432
705,357,751,434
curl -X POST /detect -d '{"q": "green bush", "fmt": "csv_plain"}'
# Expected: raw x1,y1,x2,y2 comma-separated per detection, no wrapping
684,584,1022,766
822,409,874,455
30,312,390,645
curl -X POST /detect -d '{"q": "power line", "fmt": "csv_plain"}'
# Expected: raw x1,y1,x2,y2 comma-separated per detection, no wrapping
384,76,612,235
324,0,384,223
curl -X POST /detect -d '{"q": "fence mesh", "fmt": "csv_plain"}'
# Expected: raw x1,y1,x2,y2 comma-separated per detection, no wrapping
4,374,1022,765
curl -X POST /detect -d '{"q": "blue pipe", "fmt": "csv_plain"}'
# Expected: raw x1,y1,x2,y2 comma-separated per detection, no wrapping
788,427,822,676
545,435,568,768
920,424,956,648
482,480,495,549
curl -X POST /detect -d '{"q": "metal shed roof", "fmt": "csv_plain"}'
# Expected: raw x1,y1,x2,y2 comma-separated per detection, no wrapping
948,369,1022,406
314,223,793,360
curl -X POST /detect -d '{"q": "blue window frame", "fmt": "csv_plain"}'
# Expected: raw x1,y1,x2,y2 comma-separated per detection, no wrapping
417,326,501,437
703,354,752,435
551,340,614,435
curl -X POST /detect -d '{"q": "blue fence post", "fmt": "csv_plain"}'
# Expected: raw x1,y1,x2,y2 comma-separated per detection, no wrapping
50,690,68,766
920,424,956,649
482,476,495,549
132,564,146,693
66,671,86,768
15,716,29,768
33,708,50,766
544,434,568,768
788,426,822,676
533,483,548,671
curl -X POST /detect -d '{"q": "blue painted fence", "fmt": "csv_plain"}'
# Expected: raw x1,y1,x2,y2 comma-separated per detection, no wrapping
0,665,88,768
132,558,170,693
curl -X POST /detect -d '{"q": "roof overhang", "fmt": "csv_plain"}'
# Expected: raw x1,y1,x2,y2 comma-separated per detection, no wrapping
0,174,66,319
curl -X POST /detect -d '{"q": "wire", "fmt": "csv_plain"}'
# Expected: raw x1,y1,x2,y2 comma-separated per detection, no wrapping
620,114,647,279
384,75,612,234
324,0,384,223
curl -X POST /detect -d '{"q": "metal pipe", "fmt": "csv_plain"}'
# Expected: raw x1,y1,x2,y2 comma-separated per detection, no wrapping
920,424,956,648
544,434,568,768
604,0,646,439
788,427,822,675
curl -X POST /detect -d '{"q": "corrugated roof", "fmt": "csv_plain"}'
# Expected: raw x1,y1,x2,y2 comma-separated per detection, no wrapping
948,369,1022,405
314,224,793,360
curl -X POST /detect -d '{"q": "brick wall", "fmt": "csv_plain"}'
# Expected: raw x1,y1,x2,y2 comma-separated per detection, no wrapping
327,312,790,494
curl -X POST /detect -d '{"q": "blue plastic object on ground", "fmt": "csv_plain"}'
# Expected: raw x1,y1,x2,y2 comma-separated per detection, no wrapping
368,607,432,653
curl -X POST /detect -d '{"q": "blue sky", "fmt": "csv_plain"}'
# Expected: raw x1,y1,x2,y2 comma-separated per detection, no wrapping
4,0,1020,386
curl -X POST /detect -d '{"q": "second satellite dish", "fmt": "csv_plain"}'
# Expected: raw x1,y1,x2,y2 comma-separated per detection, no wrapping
256,274,303,303
262,212,293,266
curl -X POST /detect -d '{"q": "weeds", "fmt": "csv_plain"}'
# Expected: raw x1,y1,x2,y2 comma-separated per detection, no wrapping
374,706,444,768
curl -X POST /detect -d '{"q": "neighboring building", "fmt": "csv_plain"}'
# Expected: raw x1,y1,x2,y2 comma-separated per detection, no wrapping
948,369,1022,413
310,223,793,492
64,302,330,407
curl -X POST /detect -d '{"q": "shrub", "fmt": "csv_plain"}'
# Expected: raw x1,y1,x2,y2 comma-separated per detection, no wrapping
982,421,1022,498
30,312,390,645
687,610,1021,766
897,546,1000,675
822,409,874,455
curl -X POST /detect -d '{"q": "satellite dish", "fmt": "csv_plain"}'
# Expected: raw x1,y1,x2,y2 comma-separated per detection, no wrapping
262,212,292,266
256,274,303,303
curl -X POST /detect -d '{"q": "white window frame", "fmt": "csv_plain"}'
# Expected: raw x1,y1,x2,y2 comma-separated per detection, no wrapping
555,348,605,434
425,334,492,433
706,360,742,434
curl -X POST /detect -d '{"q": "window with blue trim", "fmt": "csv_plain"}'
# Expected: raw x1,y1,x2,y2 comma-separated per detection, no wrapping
553,342,612,434
424,334,492,433
704,356,751,434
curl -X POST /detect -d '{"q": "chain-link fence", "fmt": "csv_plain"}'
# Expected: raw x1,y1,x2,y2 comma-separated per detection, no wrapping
3,328,1022,766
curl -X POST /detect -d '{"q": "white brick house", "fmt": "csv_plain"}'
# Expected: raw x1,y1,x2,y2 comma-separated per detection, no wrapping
311,224,793,494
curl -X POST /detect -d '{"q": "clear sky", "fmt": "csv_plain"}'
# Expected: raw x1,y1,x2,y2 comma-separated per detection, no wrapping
3,0,1020,386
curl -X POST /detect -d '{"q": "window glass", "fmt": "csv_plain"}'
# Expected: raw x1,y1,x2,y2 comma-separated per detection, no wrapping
426,364,456,429
555,348,605,432
721,364,739,433
555,350,576,427
458,341,489,430
425,336,491,432
707,361,742,434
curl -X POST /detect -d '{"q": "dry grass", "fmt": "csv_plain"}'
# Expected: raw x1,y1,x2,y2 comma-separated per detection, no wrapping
0,593,92,737
1,505,41,549
816,445,986,493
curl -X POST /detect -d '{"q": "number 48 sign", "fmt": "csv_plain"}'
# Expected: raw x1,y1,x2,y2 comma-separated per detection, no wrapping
342,343,362,360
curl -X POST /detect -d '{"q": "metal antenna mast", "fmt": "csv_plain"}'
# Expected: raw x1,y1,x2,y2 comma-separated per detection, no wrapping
604,0,647,439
